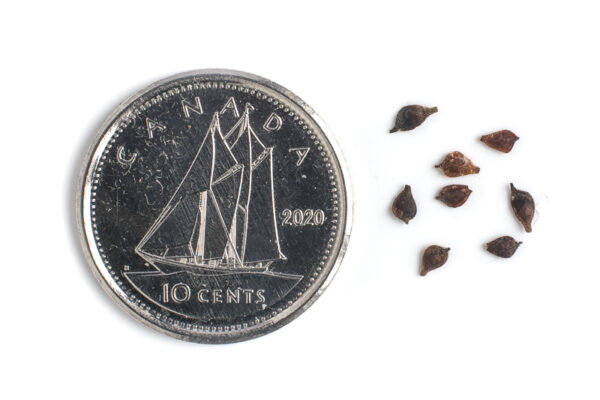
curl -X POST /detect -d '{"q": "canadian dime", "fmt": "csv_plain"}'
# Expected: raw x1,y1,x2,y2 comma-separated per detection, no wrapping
78,70,351,343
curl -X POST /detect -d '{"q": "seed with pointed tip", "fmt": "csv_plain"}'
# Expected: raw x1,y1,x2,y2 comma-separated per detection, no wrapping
390,105,438,133
481,130,520,153
392,185,417,224
421,245,450,276
486,236,522,258
436,184,472,207
435,151,480,177
510,183,535,232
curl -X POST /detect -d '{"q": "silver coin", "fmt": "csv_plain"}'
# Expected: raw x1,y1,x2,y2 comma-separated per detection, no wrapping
77,70,352,343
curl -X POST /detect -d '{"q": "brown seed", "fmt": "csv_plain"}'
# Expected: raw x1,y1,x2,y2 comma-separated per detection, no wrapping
485,236,522,258
390,105,438,133
420,245,450,276
481,130,520,153
510,183,535,232
435,151,480,177
392,185,417,224
436,184,472,207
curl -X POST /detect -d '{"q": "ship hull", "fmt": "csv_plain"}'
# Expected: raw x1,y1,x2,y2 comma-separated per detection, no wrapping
143,254,270,276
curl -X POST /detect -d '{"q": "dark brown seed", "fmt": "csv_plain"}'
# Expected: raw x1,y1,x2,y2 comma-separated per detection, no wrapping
510,183,535,232
420,245,450,276
392,185,417,224
481,130,520,153
435,151,480,177
390,105,438,133
436,184,472,207
485,236,522,258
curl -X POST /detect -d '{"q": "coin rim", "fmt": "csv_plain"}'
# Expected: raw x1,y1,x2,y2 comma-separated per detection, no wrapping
76,69,353,343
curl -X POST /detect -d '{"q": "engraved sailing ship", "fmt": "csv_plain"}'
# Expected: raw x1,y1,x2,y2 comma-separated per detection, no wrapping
136,105,286,275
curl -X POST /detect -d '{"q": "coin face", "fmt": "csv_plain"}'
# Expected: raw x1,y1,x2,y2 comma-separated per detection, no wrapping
78,70,351,343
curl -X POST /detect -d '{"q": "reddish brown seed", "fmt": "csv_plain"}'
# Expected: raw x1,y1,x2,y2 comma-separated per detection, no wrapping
392,185,417,224
435,151,480,177
510,183,535,232
486,236,522,258
436,184,472,208
480,130,519,153
420,245,450,276
390,105,438,133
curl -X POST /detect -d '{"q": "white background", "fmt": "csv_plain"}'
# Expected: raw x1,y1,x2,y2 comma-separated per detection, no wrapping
2,1,599,399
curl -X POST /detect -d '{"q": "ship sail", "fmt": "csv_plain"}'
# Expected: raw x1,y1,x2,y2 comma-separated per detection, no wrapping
243,147,285,263
225,107,285,264
136,106,285,273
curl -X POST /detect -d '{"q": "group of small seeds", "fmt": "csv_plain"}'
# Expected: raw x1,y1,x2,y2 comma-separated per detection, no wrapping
389,105,535,276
